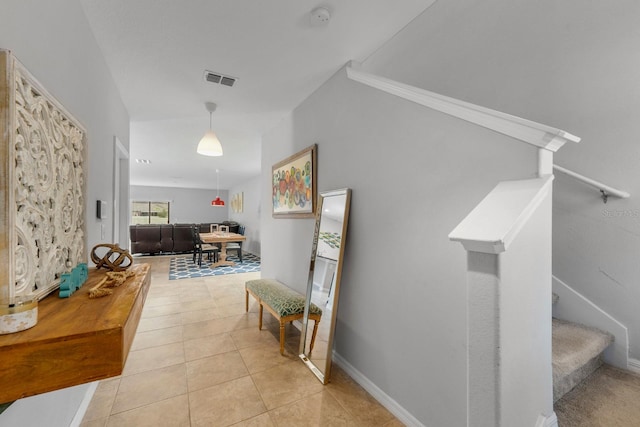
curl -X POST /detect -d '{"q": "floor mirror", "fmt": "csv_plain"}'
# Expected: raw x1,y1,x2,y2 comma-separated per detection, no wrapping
299,188,351,384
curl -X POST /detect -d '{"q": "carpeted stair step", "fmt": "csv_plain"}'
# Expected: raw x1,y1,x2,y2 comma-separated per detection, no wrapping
552,318,614,402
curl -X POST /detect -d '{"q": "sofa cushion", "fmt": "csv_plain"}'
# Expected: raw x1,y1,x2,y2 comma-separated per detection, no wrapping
173,225,194,253
159,224,174,252
221,221,239,234
130,225,162,254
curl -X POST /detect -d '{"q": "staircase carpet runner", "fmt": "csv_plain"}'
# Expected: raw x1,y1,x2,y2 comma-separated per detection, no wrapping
555,364,640,425
552,318,614,402
169,253,260,280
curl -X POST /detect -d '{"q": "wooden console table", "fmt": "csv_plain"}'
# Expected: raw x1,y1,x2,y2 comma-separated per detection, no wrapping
0,263,151,403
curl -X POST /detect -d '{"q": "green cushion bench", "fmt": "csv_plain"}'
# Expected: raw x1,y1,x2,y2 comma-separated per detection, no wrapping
245,278,322,355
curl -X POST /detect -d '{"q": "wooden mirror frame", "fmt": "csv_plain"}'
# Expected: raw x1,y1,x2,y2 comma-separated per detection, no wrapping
299,188,351,384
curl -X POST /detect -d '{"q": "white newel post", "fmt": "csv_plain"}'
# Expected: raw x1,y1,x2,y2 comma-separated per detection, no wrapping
466,251,501,425
450,176,557,427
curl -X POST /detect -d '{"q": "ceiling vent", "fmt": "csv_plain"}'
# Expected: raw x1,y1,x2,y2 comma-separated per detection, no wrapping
204,70,237,87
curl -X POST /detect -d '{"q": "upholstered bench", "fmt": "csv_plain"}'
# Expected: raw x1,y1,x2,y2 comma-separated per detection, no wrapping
245,279,322,355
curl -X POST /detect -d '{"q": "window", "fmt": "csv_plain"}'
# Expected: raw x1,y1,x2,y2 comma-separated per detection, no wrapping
131,201,170,224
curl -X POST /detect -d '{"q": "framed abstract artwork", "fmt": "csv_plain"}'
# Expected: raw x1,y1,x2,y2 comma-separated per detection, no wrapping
272,144,317,218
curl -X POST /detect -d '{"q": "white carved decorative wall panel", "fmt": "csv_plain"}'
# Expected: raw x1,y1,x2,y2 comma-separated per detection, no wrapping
1,49,86,303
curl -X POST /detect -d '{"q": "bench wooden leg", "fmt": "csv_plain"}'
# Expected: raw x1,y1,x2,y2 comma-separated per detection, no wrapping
258,304,263,330
245,289,249,312
310,319,320,353
279,321,285,355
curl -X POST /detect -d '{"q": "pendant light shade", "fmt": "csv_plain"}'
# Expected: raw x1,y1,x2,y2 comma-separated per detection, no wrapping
197,102,223,157
197,130,223,156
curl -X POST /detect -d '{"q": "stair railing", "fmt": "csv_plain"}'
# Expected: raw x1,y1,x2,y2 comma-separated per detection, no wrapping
346,63,580,427
553,164,630,203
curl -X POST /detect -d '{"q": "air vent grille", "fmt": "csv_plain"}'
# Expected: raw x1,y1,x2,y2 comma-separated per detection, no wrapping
205,73,221,84
204,70,236,87
220,76,236,87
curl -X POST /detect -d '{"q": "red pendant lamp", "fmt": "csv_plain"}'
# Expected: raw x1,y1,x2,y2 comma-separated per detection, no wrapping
211,169,225,206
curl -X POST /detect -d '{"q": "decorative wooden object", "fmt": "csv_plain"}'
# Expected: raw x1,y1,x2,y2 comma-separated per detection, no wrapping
0,49,87,304
0,263,151,403
90,243,133,271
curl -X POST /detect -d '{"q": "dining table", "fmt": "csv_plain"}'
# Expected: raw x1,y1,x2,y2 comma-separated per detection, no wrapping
200,231,246,268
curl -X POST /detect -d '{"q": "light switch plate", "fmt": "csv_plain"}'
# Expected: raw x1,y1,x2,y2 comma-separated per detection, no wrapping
96,200,107,219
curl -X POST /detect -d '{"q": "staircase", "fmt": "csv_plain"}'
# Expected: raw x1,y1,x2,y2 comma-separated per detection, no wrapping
552,293,614,402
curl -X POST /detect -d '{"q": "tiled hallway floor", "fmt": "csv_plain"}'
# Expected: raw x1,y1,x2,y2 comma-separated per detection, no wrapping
81,256,403,426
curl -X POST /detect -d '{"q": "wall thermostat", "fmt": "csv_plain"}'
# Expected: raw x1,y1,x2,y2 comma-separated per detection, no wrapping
96,200,108,219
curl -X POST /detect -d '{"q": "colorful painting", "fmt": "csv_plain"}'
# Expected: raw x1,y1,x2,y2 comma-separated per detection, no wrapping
272,144,317,218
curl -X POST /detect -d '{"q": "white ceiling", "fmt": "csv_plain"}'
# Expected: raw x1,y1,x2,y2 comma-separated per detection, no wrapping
80,0,436,190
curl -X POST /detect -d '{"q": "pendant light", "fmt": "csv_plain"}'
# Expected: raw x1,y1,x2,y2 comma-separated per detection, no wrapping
197,102,223,157
211,169,225,206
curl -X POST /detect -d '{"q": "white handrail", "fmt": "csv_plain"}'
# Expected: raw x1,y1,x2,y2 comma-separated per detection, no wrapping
346,64,580,152
553,164,630,202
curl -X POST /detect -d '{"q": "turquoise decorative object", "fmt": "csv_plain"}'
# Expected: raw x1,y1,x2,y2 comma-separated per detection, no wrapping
59,263,88,298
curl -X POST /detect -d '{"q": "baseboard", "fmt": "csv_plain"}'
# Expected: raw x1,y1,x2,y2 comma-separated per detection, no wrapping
535,412,558,427
628,358,640,375
552,275,628,369
69,381,98,427
332,352,426,427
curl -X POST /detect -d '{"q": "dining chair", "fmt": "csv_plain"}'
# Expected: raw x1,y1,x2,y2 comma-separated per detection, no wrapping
192,226,219,267
219,225,229,233
226,225,245,263
210,224,218,233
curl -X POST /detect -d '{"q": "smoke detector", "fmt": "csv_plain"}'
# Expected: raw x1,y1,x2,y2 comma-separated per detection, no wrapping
204,70,237,87
310,7,331,26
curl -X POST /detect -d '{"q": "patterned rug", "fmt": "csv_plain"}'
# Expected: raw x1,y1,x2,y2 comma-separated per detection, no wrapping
169,253,261,280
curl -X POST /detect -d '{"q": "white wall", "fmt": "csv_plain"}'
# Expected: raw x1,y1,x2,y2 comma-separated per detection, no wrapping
364,0,640,360
130,185,229,224
229,175,261,256
0,0,129,424
261,65,539,425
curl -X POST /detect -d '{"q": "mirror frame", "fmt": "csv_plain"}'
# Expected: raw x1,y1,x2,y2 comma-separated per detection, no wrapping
299,188,351,384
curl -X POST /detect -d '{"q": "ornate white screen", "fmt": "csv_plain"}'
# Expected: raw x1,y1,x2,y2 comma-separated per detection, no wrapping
1,49,86,303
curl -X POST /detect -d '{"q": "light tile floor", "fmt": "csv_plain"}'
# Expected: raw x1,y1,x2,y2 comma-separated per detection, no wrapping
81,255,404,426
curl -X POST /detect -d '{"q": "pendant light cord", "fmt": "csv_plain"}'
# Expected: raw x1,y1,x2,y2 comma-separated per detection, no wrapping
216,169,220,198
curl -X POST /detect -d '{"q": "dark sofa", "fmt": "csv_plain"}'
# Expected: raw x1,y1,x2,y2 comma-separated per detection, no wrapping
129,222,240,255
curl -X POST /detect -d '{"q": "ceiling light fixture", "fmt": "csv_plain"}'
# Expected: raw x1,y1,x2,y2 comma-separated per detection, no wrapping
197,102,223,157
211,169,225,206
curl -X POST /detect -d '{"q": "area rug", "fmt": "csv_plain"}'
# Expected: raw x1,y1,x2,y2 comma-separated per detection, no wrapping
169,253,260,280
